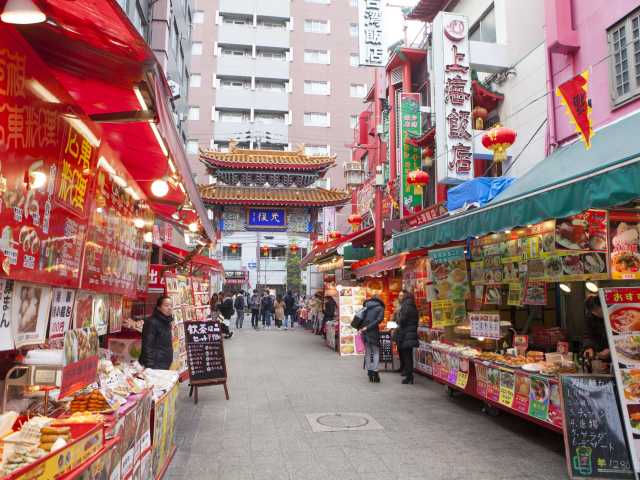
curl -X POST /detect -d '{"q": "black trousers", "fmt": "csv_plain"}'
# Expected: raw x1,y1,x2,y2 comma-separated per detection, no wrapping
251,309,259,328
399,347,414,378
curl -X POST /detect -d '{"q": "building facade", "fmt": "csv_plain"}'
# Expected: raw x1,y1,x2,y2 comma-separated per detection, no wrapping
186,0,373,200
116,0,194,141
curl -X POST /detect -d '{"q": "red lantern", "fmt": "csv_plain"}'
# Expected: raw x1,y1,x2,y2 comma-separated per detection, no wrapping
472,106,489,130
347,213,363,230
329,230,341,240
406,170,430,192
230,243,239,253
261,245,269,256
313,238,326,249
289,244,299,253
421,145,434,168
482,125,517,163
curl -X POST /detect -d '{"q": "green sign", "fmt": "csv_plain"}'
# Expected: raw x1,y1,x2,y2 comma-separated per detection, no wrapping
528,375,550,420
400,92,422,216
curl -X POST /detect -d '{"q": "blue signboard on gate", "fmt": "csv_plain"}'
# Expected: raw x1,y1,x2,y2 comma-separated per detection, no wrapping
247,208,287,229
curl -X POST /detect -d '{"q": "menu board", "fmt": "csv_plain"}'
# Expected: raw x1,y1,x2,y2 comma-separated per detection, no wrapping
428,247,469,328
609,211,640,280
602,287,640,474
470,211,609,287
184,321,227,382
0,28,98,288
560,375,634,479
81,158,151,297
469,312,501,340
379,331,393,363
337,286,366,356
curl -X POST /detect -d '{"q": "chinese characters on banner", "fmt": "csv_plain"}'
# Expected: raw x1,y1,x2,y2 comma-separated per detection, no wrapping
556,70,592,149
358,0,386,67
0,279,14,351
0,28,97,287
400,93,423,216
184,321,227,382
433,12,474,184
49,287,75,339
469,312,501,339
247,208,286,229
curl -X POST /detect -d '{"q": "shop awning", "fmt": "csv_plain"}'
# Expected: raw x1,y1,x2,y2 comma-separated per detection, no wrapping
15,1,215,240
393,111,640,253
300,227,374,268
162,244,224,273
352,253,408,278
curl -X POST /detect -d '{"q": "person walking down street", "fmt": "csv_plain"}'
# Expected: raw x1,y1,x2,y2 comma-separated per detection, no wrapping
261,290,274,329
220,293,235,338
396,290,419,384
250,289,261,329
323,295,337,338
284,290,296,330
234,291,246,329
140,296,174,370
359,295,385,383
274,294,285,329
310,292,323,335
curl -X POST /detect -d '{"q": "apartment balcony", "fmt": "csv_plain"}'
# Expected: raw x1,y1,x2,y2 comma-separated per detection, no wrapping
218,23,255,45
217,55,289,80
219,0,289,17
470,41,509,74
214,120,288,142
255,26,289,50
216,88,289,111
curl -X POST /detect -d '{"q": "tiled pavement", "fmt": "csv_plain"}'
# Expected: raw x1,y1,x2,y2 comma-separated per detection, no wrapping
165,326,567,480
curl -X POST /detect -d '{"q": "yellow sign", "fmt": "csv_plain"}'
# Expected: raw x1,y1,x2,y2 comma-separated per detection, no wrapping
431,299,453,329
507,282,523,306
498,370,515,408
15,426,103,480
456,371,469,389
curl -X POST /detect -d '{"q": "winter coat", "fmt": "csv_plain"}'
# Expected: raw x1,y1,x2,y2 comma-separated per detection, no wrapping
274,300,285,321
284,294,296,315
140,308,174,370
396,298,419,350
261,295,274,313
220,298,234,319
361,298,385,344
234,295,245,310
250,294,260,310
324,297,337,321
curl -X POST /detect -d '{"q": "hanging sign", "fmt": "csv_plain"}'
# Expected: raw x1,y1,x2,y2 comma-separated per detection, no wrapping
247,208,286,229
11,282,52,348
433,12,474,184
49,287,75,339
556,70,593,149
400,93,423,216
609,210,640,280
469,311,501,339
0,279,14,351
60,327,99,398
109,294,123,334
358,0,386,67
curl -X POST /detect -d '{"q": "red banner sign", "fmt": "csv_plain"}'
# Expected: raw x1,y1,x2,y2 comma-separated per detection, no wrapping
401,202,448,229
59,355,99,399
556,70,592,149
0,27,98,288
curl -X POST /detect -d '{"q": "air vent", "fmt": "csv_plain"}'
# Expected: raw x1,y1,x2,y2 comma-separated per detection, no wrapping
391,67,403,85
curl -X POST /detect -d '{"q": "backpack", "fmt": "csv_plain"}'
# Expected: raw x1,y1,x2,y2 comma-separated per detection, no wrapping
351,306,367,330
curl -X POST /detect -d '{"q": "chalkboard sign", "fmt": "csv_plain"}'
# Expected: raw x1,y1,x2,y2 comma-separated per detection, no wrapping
184,321,227,382
379,332,393,363
560,375,634,479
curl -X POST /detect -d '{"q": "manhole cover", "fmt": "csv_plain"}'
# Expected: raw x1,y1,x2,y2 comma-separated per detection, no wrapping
306,412,384,432
317,414,369,429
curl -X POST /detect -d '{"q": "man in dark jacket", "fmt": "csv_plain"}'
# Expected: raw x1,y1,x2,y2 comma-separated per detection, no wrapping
284,290,296,330
234,291,245,329
261,290,274,328
140,296,174,370
249,289,261,329
396,290,419,384
359,295,385,382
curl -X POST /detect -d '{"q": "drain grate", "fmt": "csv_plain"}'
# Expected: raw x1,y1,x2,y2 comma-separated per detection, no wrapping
306,412,383,432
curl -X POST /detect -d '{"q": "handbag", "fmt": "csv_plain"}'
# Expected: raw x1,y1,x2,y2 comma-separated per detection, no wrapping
351,307,366,330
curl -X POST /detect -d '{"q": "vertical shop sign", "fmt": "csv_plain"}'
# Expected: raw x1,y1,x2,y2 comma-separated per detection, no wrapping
475,362,488,398
400,93,422,216
601,287,640,474
358,0,386,67
49,287,75,339
0,279,14,351
513,371,530,413
433,12,474,184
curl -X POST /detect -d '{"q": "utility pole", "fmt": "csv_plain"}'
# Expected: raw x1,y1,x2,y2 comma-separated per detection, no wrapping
256,232,261,290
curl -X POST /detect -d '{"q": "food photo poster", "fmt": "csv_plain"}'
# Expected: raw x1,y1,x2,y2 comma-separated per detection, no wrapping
11,282,52,348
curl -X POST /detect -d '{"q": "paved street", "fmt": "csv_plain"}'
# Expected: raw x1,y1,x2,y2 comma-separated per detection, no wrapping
166,326,567,480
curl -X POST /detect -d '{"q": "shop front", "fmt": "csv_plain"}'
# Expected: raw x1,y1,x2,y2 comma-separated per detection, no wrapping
0,5,212,478
390,111,640,466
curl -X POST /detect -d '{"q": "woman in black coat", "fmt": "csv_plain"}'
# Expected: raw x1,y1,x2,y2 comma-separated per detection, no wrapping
140,296,174,370
396,290,419,384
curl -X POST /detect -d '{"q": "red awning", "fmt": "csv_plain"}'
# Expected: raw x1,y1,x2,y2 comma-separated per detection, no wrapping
162,244,224,273
14,1,214,240
300,227,374,268
406,0,449,21
351,253,408,278
406,126,435,148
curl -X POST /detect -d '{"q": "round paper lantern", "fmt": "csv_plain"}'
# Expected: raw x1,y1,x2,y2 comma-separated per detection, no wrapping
313,238,326,249
406,169,430,191
260,245,269,256
289,244,299,253
482,125,517,163
472,106,489,130
347,213,363,230
421,145,434,168
328,230,342,240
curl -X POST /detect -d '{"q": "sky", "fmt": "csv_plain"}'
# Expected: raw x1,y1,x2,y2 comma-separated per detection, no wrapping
383,0,423,49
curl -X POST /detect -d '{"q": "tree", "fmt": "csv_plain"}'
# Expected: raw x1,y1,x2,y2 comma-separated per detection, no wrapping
286,253,302,293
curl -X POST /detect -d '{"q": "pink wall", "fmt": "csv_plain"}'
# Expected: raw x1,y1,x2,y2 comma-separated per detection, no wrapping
546,0,640,147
